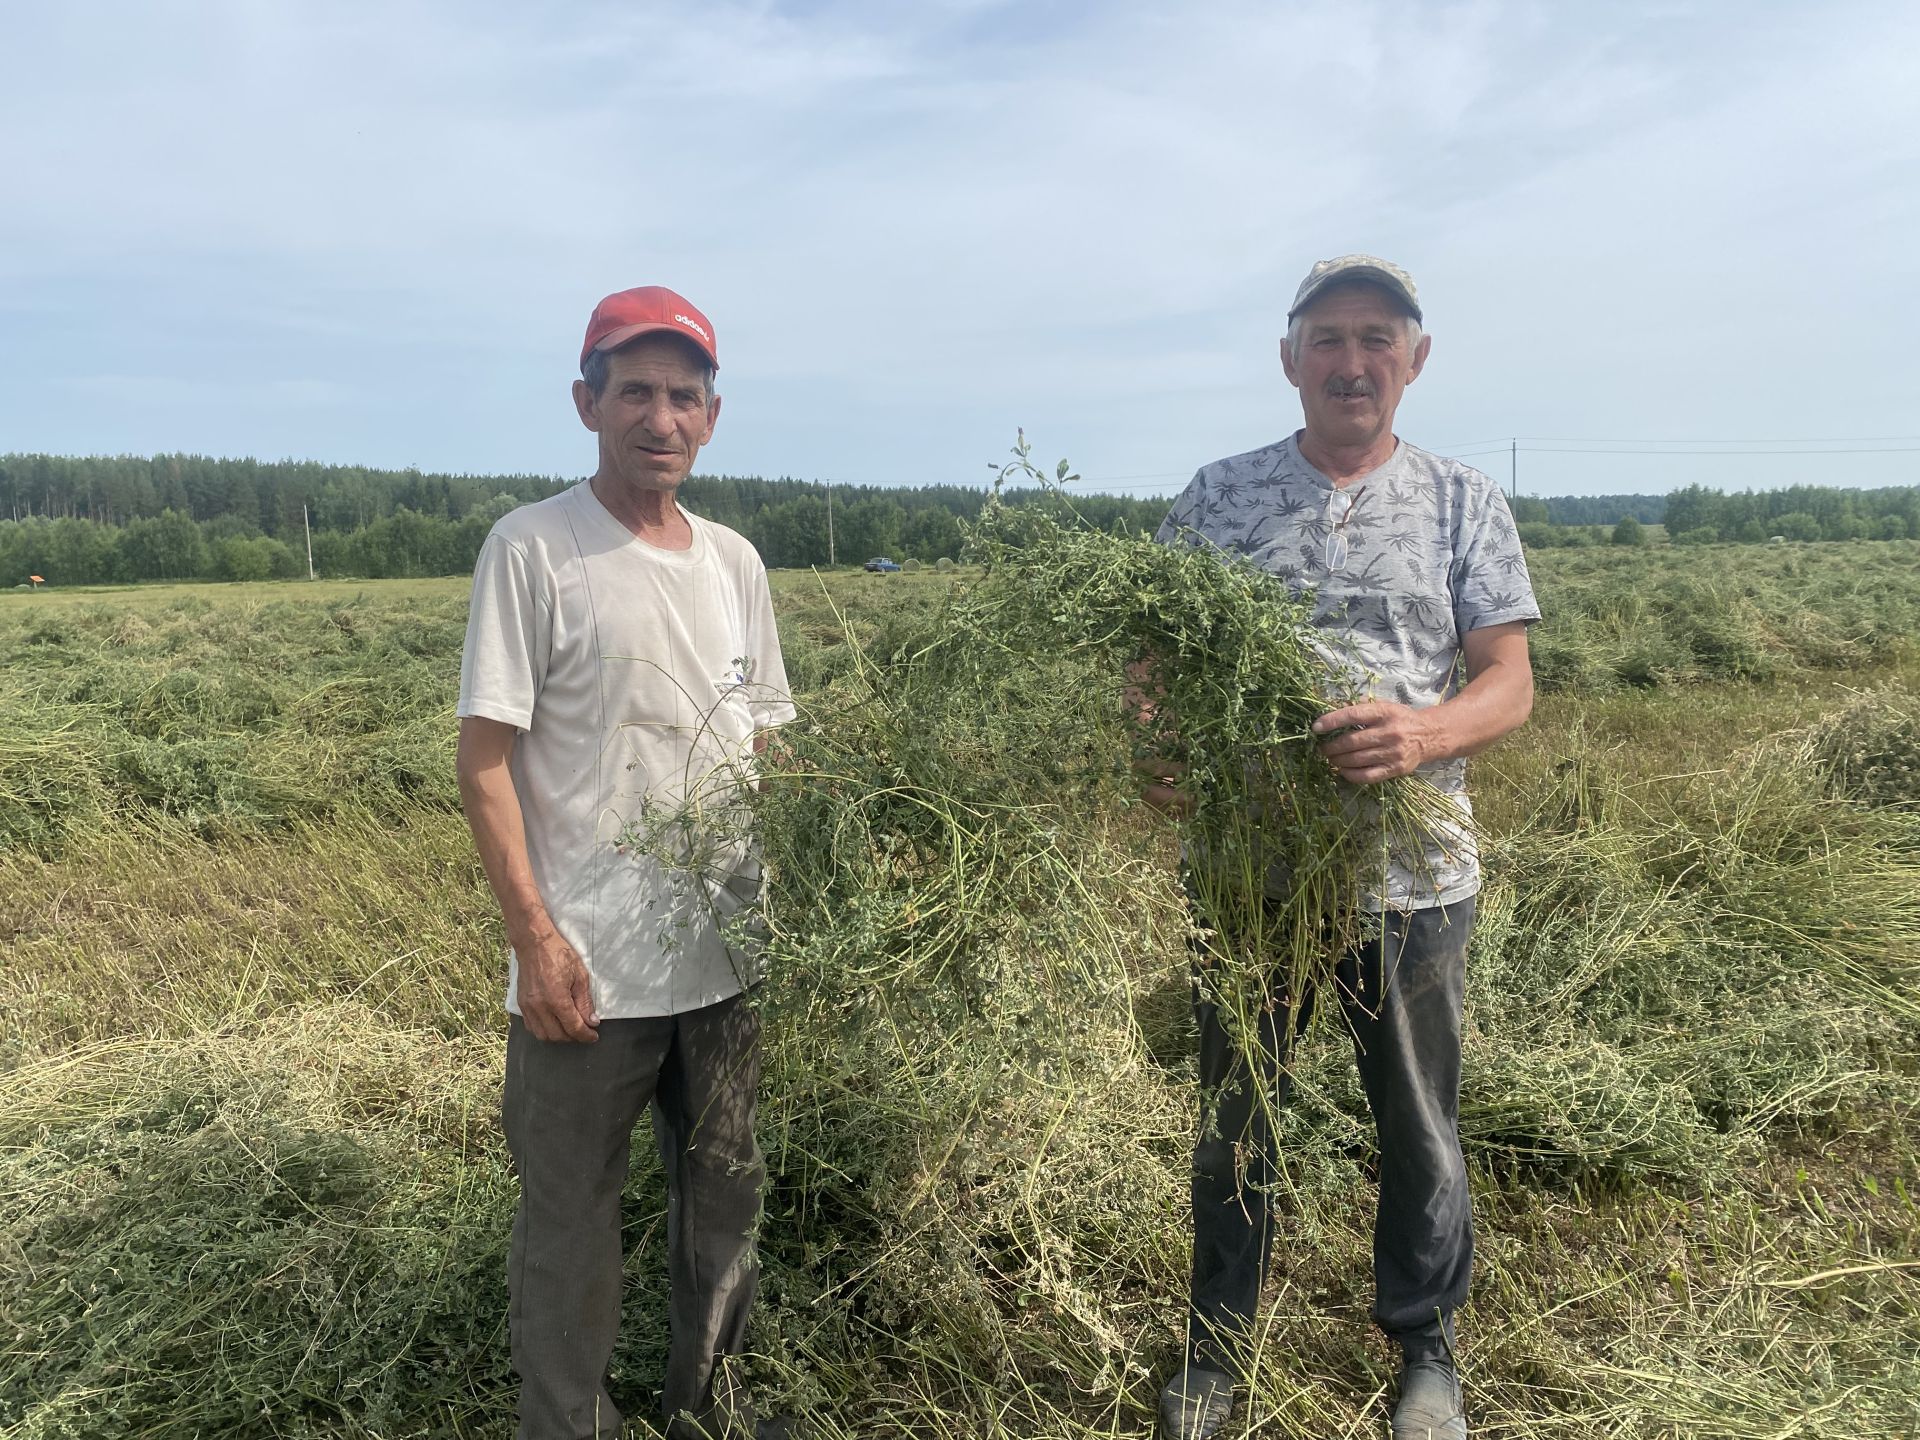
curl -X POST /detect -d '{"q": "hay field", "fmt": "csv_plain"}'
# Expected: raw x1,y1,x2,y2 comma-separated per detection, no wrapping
3,542,1918,1438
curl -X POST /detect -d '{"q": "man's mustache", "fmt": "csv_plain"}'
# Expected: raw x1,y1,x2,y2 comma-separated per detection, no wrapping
1326,379,1376,398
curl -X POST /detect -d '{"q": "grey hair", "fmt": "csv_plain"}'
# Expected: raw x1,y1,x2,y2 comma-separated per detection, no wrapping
580,335,716,401
1285,293,1424,361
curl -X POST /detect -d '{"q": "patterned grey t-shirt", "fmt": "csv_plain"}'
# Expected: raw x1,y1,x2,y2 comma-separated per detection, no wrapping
1156,432,1540,909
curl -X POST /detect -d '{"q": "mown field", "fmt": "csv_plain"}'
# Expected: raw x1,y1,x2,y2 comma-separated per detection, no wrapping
3,540,1919,1438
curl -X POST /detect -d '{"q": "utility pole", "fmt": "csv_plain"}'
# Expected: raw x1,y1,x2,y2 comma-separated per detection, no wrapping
1510,439,1517,500
825,478,836,566
303,503,315,580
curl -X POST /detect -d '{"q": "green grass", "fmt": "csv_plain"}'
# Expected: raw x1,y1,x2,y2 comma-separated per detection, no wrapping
1,543,1917,1437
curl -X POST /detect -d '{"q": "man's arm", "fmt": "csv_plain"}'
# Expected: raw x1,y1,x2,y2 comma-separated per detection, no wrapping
1311,621,1534,785
456,715,600,1043
1125,655,1194,817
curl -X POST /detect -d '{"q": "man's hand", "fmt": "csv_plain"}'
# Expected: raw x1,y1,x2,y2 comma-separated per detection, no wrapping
1311,625,1535,785
514,929,601,1043
753,728,791,793
1125,654,1194,816
1312,702,1439,785
1134,756,1195,818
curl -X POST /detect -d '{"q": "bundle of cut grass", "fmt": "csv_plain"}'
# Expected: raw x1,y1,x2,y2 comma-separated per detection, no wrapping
708,447,1481,1424
729,575,1193,1430
720,447,1452,1131
949,453,1462,1085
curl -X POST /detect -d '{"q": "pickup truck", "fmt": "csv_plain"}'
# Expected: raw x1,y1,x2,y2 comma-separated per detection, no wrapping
862,556,902,573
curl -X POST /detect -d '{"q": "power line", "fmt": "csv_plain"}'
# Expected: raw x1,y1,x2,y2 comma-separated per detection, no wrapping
1514,433,1920,445
1055,432,1920,497
1435,433,1920,450
1522,444,1920,456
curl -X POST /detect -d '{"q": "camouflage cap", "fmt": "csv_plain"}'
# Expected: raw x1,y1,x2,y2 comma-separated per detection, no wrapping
1287,254,1422,323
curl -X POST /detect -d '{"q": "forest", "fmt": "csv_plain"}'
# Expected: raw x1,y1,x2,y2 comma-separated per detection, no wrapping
0,452,1159,585
1514,484,1920,541
1,451,1915,587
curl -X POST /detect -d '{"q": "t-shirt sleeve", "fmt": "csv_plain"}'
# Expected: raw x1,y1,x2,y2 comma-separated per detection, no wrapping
740,561,796,731
1154,470,1208,545
457,532,549,731
1451,480,1543,634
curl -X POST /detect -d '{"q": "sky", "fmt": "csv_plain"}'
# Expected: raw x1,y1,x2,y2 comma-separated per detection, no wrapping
4,0,1918,502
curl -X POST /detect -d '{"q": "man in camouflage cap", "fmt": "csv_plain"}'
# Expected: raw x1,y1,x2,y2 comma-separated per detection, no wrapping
1149,256,1540,1440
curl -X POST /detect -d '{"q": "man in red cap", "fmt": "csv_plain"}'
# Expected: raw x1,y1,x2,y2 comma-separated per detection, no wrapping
457,286,794,1439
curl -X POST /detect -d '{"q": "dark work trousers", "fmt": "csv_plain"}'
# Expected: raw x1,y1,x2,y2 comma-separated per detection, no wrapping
503,993,765,1440
1186,897,1475,1376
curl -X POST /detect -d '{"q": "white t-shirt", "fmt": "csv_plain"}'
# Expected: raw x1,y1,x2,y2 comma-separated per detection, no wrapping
457,481,796,1018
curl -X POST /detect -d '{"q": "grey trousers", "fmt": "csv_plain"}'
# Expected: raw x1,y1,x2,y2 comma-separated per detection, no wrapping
504,993,765,1440
1186,898,1475,1375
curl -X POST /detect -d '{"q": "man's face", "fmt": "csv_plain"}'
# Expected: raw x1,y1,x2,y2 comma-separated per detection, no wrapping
1281,283,1430,451
571,335,721,492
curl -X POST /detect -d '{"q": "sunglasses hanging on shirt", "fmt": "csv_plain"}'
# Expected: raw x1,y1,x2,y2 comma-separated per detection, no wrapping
1325,486,1368,572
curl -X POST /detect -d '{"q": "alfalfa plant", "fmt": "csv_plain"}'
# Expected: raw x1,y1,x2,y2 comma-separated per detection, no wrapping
605,431,1469,1410
701,429,1464,1106
958,433,1463,1085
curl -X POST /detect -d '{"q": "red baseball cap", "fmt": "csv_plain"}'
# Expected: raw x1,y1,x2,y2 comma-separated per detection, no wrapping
579,286,718,372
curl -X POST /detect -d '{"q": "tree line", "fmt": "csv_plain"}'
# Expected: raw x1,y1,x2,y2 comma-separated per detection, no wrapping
0,452,1170,588
1654,482,1919,544
3,451,1915,588
1511,485,1919,547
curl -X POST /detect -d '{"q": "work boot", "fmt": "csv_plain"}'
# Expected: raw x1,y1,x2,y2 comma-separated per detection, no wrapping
665,1421,788,1440
664,1390,792,1440
1391,1356,1466,1440
1158,1364,1234,1440
664,1408,779,1440
665,1382,756,1440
